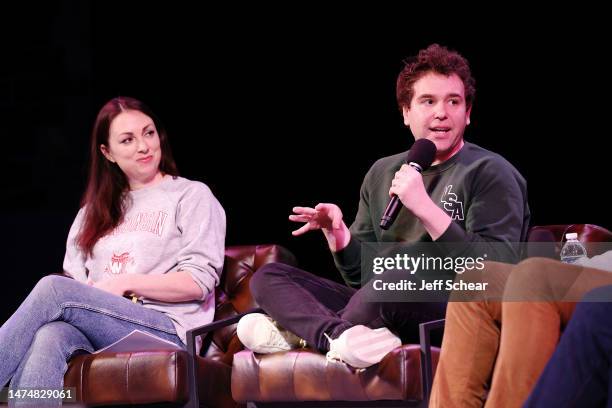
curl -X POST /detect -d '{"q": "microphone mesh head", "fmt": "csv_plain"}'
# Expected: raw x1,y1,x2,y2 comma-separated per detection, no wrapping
406,139,437,171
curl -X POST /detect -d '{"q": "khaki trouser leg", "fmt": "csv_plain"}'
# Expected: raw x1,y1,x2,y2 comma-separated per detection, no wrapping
429,262,511,408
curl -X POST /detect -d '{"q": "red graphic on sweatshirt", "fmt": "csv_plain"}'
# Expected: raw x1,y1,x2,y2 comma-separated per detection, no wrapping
104,252,134,275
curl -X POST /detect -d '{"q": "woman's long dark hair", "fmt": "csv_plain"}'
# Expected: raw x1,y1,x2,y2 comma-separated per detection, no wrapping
77,97,179,255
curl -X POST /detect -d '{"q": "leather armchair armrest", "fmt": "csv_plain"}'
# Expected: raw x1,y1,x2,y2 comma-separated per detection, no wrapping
185,307,263,408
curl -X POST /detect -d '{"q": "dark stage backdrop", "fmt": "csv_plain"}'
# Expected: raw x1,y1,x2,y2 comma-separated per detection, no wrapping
1,3,608,320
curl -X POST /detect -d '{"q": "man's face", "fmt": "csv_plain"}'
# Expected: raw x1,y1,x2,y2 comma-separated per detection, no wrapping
402,72,472,164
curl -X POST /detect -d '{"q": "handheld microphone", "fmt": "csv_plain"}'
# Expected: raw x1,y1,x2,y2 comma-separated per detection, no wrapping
379,139,436,230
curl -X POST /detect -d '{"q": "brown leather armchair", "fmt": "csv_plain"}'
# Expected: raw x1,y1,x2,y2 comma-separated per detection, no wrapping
64,244,297,408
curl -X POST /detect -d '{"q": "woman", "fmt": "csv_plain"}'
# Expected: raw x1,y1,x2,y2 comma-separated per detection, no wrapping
0,97,226,405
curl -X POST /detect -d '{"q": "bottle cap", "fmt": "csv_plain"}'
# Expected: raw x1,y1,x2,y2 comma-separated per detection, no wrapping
565,232,578,240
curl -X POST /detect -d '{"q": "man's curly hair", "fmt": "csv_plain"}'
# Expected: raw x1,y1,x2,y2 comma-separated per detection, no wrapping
396,44,476,110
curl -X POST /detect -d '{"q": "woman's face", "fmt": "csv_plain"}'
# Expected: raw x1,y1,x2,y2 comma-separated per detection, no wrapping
101,110,163,189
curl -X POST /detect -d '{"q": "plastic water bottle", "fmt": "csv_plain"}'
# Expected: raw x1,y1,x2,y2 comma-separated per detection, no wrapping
560,233,587,264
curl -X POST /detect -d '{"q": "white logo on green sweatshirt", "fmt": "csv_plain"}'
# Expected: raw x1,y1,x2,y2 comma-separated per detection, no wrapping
441,185,464,221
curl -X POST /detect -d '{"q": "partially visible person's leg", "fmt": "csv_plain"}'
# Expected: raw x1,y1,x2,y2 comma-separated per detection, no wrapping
430,261,512,408
8,322,93,407
488,259,612,408
249,262,356,351
486,301,574,408
429,300,502,408
524,285,612,407
0,275,182,387
485,258,574,408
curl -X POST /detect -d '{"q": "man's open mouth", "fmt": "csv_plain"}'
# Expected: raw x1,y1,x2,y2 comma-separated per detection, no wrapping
430,127,451,133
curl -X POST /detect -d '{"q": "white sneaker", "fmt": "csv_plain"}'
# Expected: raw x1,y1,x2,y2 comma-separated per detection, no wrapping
237,313,306,353
325,325,401,368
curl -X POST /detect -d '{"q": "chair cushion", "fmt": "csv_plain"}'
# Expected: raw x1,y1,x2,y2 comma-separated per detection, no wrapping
231,345,440,403
64,350,188,406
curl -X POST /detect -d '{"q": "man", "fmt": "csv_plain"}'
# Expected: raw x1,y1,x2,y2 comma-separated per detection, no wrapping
237,44,530,369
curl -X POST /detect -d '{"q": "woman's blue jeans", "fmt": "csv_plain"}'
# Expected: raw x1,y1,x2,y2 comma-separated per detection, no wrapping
0,275,183,406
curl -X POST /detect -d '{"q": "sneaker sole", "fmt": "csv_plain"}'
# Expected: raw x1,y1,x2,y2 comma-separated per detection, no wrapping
344,326,401,367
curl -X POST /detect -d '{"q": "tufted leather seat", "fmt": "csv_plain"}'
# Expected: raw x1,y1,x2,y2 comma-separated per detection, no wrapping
64,244,297,407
